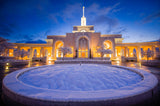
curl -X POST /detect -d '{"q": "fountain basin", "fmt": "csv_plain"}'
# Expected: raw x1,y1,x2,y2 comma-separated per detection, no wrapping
2,64,158,106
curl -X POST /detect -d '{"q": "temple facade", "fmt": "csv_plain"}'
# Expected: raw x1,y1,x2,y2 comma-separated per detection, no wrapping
3,6,160,62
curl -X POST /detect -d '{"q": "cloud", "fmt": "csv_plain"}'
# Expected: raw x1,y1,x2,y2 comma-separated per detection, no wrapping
61,3,81,22
142,11,160,24
112,27,127,34
25,39,46,44
16,39,46,44
86,3,120,34
13,33,36,43
0,23,16,37
92,15,119,33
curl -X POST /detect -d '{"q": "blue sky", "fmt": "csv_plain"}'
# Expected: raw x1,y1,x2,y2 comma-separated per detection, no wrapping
0,0,160,43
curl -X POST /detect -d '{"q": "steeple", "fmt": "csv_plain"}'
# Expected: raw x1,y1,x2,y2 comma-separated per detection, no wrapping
81,6,86,26
83,6,85,17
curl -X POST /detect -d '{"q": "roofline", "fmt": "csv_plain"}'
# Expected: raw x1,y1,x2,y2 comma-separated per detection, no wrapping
73,25,94,27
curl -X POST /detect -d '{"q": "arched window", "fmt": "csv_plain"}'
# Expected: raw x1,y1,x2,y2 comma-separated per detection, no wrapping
33,49,37,57
81,30,86,32
133,48,137,57
141,48,144,57
156,47,159,52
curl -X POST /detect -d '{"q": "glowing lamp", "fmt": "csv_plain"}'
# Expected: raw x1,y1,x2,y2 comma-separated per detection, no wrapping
6,63,9,65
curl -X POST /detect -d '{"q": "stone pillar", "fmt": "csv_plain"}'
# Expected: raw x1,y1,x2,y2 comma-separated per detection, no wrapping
121,48,124,56
124,47,126,57
152,46,156,58
17,46,20,59
124,47,128,57
50,47,53,57
29,47,33,61
40,47,44,57
52,43,56,59
128,48,130,57
112,42,116,57
137,46,141,62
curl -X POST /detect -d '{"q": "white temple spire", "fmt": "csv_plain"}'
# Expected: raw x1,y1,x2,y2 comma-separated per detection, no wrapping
81,6,86,26
83,6,85,17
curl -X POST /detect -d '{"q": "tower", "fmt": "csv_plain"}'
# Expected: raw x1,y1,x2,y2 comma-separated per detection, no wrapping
72,6,95,33
81,6,86,26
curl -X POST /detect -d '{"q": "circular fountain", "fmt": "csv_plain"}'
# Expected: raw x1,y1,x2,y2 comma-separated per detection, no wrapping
2,64,158,106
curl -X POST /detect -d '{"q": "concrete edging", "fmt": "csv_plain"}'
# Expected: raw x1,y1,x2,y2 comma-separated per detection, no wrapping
2,64,158,106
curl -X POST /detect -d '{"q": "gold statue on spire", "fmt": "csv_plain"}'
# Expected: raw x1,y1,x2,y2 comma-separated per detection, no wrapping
81,6,86,26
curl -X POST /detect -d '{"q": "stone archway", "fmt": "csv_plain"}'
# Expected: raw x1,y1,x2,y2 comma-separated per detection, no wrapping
54,41,64,58
103,40,113,57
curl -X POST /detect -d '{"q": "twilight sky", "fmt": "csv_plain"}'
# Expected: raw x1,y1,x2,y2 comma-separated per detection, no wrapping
0,0,160,43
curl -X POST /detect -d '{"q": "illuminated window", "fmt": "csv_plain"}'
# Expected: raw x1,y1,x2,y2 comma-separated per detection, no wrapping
81,30,86,32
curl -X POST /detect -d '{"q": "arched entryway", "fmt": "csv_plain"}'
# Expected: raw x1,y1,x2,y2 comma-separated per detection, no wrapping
78,37,89,58
103,40,112,57
55,41,64,58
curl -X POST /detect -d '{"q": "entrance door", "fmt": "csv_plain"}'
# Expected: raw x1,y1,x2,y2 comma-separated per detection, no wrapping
81,52,85,58
78,37,88,58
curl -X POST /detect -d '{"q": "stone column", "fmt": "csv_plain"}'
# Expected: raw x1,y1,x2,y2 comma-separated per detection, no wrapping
50,47,53,57
124,47,128,57
40,47,44,57
17,46,20,59
128,48,130,57
29,47,33,61
52,43,56,59
112,41,116,57
152,46,156,58
137,46,141,62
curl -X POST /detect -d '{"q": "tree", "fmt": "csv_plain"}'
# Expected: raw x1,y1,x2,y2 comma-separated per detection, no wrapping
141,49,154,61
14,49,29,60
75,49,77,58
97,45,112,58
89,49,92,59
59,47,72,59
0,37,15,56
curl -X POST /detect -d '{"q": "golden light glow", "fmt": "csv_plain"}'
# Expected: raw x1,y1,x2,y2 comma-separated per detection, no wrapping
116,61,120,66
103,40,112,49
48,57,52,60
139,55,141,60
6,63,9,65
5,66,9,70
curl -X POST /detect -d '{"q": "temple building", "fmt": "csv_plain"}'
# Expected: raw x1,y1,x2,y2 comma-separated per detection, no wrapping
3,6,160,62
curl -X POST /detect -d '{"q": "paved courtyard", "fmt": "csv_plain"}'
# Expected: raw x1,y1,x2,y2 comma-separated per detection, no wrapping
0,61,160,106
